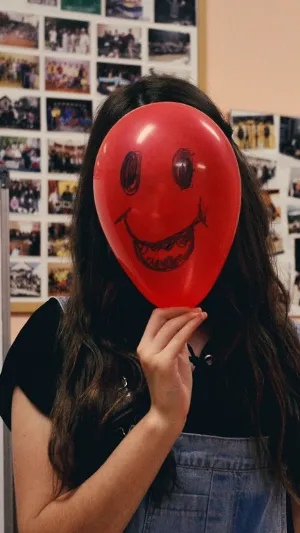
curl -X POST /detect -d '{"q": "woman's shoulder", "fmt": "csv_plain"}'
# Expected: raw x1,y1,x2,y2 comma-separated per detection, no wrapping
0,297,65,430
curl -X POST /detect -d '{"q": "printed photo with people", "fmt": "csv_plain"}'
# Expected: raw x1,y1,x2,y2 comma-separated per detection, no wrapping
288,206,300,234
148,29,190,65
9,179,41,214
48,263,72,296
10,221,41,257
61,0,101,14
0,52,39,90
106,0,145,20
46,98,92,132
232,114,276,150
97,63,141,96
288,168,300,199
97,24,141,59
10,262,41,298
48,180,78,215
0,136,40,172
280,117,300,159
45,58,90,94
48,223,71,257
0,95,40,130
0,11,39,48
45,17,90,54
246,156,278,189
48,140,84,175
155,0,196,25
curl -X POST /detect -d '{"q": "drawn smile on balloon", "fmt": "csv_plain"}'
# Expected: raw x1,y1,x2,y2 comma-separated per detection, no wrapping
115,198,208,272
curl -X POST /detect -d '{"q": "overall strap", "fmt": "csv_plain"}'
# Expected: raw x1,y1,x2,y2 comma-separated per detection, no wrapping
53,296,69,313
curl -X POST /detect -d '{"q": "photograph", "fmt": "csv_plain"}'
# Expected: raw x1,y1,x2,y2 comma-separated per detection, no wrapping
288,206,300,234
45,58,90,94
106,0,144,20
9,179,41,214
0,12,39,48
148,29,190,65
261,190,281,224
0,52,39,90
97,24,141,59
0,95,40,130
97,63,141,95
47,98,92,132
45,17,90,54
48,139,84,174
289,168,300,198
269,227,284,255
155,0,196,26
10,262,41,298
48,180,77,214
48,263,72,296
48,223,71,257
0,136,40,172
280,116,300,159
232,114,276,150
10,221,41,257
27,0,57,5
61,0,101,14
147,65,191,81
246,155,277,188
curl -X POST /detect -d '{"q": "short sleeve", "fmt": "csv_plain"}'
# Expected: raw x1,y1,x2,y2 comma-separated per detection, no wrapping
0,298,63,430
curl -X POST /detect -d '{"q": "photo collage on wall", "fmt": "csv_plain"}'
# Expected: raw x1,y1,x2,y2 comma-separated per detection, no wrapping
231,111,300,316
0,1,198,305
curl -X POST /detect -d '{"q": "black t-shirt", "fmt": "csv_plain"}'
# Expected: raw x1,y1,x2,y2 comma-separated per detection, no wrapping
0,298,294,531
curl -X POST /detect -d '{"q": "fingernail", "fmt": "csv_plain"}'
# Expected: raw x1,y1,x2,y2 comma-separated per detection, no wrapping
192,308,202,314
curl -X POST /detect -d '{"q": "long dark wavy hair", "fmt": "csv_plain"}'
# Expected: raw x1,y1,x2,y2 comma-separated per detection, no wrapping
49,75,300,503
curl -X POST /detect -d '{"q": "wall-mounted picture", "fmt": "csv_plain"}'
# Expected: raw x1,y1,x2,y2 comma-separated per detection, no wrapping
0,136,40,172
0,52,39,90
10,262,41,298
48,180,77,214
288,206,300,234
280,116,300,159
148,29,190,65
46,98,92,132
232,114,276,150
45,58,90,94
0,12,39,49
269,227,284,255
288,168,300,199
48,139,84,174
45,17,90,54
246,156,277,188
261,190,281,224
48,222,71,257
97,63,141,95
155,0,196,26
61,0,101,14
97,24,141,59
106,0,144,20
27,0,57,5
48,263,72,296
9,179,41,214
0,95,40,130
10,221,41,257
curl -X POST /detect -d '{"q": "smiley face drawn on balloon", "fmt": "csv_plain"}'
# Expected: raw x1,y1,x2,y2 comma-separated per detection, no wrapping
115,148,208,273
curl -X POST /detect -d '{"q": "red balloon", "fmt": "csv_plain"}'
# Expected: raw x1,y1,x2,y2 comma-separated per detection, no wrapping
93,102,241,308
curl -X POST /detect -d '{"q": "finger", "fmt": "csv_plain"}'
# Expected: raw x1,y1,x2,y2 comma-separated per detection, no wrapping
152,310,202,352
162,313,208,362
142,307,199,343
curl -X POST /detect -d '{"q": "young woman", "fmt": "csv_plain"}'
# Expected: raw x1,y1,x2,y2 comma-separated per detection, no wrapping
1,75,300,533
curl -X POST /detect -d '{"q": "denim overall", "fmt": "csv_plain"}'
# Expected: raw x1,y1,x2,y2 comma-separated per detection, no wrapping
54,297,287,533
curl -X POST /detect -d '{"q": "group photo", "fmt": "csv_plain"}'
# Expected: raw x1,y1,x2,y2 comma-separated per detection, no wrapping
154,0,196,25
48,139,84,174
48,263,72,296
0,95,40,130
10,262,41,298
0,11,39,48
45,17,90,54
9,179,41,215
232,114,276,150
45,58,90,94
48,180,77,215
148,29,190,64
9,221,41,257
97,24,141,59
46,98,92,132
48,223,71,257
0,136,40,172
0,53,39,90
97,63,141,95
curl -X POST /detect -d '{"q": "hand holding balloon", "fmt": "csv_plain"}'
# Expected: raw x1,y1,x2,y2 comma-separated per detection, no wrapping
137,307,207,431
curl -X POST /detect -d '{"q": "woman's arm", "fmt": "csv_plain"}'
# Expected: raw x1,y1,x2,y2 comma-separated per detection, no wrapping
12,387,181,533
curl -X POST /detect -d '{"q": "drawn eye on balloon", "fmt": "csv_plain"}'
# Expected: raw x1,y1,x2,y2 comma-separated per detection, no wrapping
115,149,208,273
